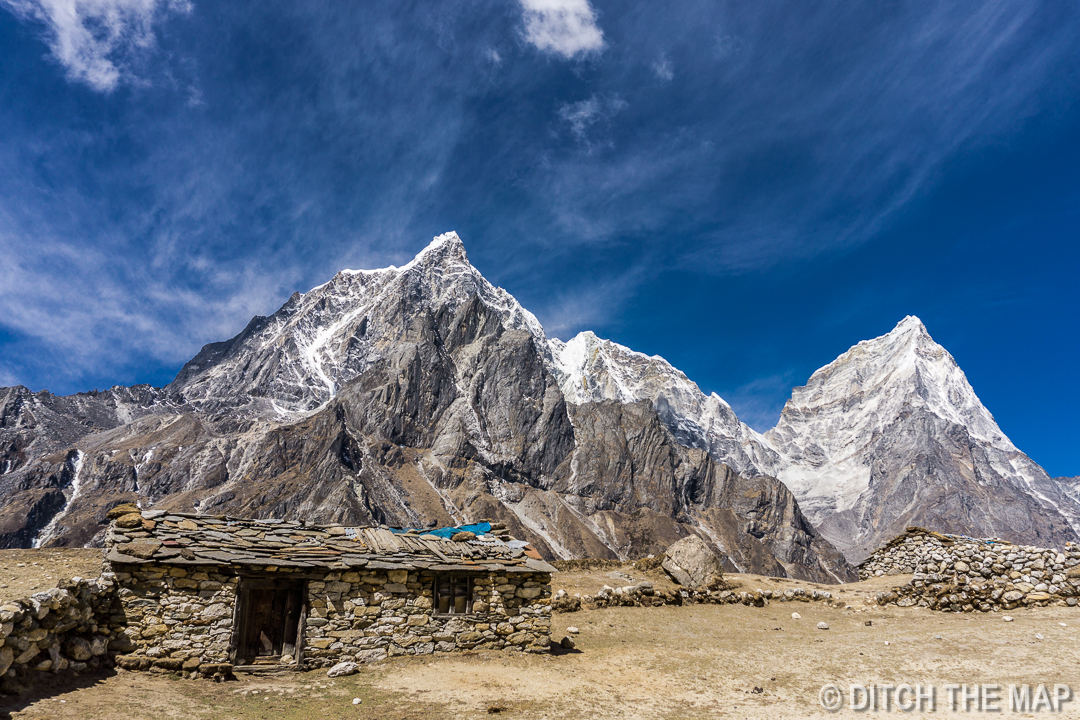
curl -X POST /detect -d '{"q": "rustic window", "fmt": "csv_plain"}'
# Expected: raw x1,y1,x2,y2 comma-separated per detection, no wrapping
434,575,473,614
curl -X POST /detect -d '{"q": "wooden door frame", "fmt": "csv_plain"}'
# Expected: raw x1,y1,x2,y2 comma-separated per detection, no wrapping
228,576,308,666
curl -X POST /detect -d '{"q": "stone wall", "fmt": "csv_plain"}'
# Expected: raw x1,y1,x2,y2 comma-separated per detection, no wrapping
110,562,553,675
552,580,845,611
0,577,123,693
304,568,551,666
109,563,239,678
861,527,1080,612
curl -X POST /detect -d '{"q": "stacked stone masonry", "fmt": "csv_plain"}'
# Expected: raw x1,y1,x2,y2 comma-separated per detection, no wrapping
109,563,552,674
0,577,123,692
551,582,843,612
860,527,1080,612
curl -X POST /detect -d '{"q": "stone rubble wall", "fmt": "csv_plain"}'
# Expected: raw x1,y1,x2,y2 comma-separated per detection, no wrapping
0,577,123,694
110,563,553,675
860,527,1080,612
552,581,846,612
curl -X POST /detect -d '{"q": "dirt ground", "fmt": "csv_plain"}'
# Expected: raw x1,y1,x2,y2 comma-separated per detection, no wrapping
0,549,101,598
2,550,1078,719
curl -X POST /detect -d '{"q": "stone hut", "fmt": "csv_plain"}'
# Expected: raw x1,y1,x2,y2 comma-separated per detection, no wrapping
103,509,556,675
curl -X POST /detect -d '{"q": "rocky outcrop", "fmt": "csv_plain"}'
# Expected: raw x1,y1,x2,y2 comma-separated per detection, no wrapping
0,233,854,583
863,526,1080,612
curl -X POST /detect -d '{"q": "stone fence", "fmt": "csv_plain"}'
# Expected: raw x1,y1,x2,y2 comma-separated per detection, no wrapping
551,580,845,612
861,527,1080,612
0,577,126,694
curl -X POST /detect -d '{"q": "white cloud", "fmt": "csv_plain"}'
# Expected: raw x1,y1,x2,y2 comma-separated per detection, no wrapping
519,0,603,59
558,94,626,141
1,0,191,92
0,368,20,389
652,54,673,81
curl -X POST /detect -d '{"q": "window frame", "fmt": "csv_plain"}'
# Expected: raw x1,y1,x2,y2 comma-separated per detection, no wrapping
432,574,475,616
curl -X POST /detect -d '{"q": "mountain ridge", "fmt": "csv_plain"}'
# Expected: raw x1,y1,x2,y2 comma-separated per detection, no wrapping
1,233,1073,570
0,233,853,582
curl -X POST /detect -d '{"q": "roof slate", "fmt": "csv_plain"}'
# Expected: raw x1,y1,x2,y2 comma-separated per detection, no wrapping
104,511,557,575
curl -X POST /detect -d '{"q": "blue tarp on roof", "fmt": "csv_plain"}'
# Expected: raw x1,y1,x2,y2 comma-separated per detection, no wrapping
390,522,492,539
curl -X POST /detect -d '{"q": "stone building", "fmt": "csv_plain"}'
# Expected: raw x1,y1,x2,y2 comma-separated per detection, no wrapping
102,508,555,675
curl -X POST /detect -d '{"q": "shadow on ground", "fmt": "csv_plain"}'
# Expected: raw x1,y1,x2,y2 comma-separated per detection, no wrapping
0,668,118,719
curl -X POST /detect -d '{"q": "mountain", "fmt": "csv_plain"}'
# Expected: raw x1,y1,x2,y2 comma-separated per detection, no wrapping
549,331,781,479
1059,476,1080,506
763,317,1080,561
0,233,854,582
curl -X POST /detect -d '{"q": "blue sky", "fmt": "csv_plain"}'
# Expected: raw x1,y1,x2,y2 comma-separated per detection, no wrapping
0,1,1077,476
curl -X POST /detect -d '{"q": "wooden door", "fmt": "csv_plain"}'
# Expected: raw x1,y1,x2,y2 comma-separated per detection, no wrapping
235,578,304,662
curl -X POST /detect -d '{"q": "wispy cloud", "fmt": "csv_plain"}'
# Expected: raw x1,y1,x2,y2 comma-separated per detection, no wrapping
532,263,650,340
557,93,627,149
518,0,603,59
0,0,190,91
651,54,673,82
717,373,802,433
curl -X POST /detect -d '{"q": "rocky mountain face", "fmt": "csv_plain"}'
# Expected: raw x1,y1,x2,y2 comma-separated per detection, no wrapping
0,233,853,583
763,317,1080,561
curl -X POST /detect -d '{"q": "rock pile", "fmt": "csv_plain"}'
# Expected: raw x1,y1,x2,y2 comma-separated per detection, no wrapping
551,581,842,612
861,527,1080,612
0,577,123,693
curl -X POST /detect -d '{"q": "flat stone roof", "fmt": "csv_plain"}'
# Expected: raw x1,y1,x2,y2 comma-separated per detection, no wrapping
104,509,557,575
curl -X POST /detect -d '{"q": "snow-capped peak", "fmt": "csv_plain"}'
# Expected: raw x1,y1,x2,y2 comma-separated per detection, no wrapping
549,331,689,405
548,330,779,477
781,315,1012,451
173,232,547,412
340,231,468,278
763,315,1080,560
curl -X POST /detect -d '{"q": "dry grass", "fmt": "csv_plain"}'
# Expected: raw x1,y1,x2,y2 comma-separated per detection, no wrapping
2,552,1078,719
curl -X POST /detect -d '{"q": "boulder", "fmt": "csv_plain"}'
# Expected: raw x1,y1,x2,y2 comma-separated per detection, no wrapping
115,513,145,529
661,535,725,588
356,648,388,664
117,541,162,559
328,661,359,677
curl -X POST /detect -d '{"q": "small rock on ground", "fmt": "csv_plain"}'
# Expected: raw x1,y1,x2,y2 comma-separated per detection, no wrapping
817,622,829,630
791,612,801,620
